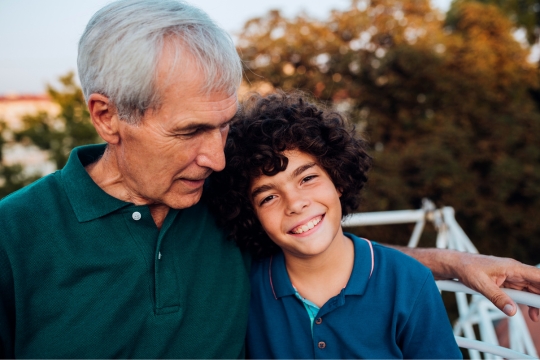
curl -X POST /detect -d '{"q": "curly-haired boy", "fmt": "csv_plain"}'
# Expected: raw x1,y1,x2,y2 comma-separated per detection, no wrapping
208,91,462,359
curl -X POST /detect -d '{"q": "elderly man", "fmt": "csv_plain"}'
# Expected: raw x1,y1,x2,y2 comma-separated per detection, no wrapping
0,0,539,358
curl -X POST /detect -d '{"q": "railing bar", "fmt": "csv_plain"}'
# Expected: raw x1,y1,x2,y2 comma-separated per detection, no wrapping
455,336,536,359
437,280,540,308
342,209,426,226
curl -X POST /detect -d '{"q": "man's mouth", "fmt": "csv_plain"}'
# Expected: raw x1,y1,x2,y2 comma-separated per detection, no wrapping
290,215,324,234
179,178,207,188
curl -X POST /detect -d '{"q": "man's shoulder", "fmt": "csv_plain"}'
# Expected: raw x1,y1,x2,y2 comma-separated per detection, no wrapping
0,171,65,220
0,171,61,211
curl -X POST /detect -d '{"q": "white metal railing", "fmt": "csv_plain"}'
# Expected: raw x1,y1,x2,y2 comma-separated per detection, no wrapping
437,280,540,309
455,336,536,360
437,280,540,359
342,199,539,359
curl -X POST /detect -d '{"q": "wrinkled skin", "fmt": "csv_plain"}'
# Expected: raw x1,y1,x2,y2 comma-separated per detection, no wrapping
395,246,540,321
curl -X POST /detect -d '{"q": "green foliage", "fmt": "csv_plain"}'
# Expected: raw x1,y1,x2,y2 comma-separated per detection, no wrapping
14,72,100,169
0,121,41,198
237,0,540,264
448,0,540,44
0,72,100,198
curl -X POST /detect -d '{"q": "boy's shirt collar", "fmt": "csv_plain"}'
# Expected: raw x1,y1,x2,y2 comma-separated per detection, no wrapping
269,233,374,299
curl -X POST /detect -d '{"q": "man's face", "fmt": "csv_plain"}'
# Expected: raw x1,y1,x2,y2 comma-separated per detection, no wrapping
114,52,237,210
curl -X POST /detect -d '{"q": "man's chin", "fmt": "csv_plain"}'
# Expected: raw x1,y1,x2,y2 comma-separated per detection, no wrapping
165,189,204,210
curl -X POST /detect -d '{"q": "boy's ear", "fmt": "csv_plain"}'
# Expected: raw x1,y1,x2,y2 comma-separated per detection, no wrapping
337,187,343,197
87,93,121,145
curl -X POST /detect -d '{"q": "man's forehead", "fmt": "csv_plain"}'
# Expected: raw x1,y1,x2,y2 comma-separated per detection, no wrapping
175,92,238,111
175,94,237,125
157,42,239,103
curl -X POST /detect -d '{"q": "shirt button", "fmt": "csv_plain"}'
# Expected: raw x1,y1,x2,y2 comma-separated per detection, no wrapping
132,211,141,221
318,341,326,349
315,317,323,325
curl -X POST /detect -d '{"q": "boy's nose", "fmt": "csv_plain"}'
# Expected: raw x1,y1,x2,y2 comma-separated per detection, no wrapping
285,194,310,215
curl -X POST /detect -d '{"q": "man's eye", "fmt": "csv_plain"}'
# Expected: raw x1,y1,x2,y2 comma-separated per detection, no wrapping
178,129,201,137
259,195,276,206
220,122,231,131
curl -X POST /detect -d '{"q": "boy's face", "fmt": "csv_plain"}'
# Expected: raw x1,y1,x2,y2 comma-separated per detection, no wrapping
250,150,347,259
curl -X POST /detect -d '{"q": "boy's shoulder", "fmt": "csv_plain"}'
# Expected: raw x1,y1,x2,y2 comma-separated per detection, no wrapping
249,253,274,281
372,241,430,273
348,234,432,287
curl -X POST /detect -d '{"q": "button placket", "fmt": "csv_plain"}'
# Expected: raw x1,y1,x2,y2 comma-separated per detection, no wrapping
153,209,181,314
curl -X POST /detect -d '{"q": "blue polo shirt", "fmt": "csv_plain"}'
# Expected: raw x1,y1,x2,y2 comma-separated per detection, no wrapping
247,234,462,359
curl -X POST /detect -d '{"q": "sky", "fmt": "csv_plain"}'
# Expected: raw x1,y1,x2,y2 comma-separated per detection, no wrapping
0,0,451,95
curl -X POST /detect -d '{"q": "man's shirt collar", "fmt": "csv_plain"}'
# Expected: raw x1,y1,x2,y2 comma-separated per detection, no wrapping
61,144,131,222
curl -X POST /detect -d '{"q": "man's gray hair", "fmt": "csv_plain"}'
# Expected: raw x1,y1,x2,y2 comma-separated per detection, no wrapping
78,0,242,124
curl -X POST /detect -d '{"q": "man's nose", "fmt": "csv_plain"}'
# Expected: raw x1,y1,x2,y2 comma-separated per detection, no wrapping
196,128,227,171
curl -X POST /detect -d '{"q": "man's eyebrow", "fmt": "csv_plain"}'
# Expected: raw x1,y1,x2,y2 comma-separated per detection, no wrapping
290,162,317,179
251,184,275,201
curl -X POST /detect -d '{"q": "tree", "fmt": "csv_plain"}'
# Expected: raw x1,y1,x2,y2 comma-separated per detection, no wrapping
237,0,540,264
0,72,100,197
448,0,540,44
14,72,100,170
0,121,40,198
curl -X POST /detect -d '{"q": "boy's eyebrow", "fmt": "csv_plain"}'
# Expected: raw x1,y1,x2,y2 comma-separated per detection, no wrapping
290,162,317,180
251,162,318,200
251,184,275,201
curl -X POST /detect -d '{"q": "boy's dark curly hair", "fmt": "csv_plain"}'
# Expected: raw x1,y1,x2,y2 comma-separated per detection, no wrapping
206,91,372,258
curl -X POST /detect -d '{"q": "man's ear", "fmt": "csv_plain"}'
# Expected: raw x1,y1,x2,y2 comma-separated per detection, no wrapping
87,93,120,145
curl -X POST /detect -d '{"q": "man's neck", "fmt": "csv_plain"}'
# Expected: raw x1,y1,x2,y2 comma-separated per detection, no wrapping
85,148,170,229
284,231,354,307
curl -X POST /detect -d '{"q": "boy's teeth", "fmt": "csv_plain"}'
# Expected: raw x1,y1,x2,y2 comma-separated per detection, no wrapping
292,216,322,234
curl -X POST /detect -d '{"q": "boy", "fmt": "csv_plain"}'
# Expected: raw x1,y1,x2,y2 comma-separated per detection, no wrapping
208,91,462,358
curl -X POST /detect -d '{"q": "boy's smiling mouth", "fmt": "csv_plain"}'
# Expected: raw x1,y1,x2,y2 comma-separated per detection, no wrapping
289,215,324,234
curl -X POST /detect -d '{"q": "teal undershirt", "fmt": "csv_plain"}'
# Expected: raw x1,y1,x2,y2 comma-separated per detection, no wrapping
293,287,320,331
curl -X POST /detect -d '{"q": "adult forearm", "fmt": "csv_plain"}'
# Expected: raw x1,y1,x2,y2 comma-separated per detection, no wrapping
385,245,460,280
384,244,540,320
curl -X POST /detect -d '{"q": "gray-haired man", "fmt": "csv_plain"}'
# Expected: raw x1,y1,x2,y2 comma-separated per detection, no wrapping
0,0,539,358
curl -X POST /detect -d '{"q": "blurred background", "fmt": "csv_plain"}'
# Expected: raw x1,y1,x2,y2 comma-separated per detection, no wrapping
1,0,539,264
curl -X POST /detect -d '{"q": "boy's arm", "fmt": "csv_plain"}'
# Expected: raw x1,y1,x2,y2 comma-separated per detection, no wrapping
387,245,540,321
400,272,463,359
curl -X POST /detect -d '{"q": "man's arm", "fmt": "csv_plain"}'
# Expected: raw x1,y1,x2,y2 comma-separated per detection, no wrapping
389,245,540,321
0,246,15,357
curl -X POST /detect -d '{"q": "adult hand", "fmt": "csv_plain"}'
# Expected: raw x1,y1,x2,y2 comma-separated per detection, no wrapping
390,246,540,321
450,253,540,321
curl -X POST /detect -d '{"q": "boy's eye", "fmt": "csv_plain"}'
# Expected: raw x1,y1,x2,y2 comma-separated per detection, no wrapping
301,175,317,183
259,195,276,206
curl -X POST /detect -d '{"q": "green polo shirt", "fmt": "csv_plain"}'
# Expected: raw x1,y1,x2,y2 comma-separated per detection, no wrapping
0,144,250,358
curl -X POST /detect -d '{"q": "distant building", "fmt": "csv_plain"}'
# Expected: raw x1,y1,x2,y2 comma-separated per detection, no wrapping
0,94,59,175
